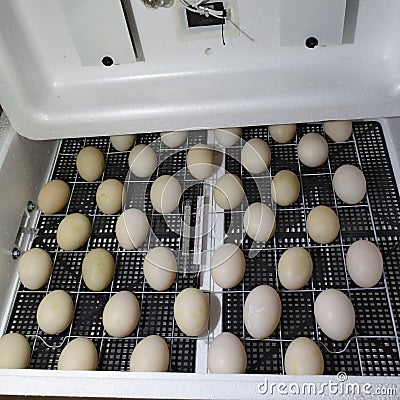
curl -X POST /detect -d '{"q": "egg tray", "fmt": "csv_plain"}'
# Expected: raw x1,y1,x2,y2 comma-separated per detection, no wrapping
4,121,400,376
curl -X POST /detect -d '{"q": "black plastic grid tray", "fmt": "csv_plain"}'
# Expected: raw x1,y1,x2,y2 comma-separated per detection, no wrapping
5,122,400,377
222,121,400,376
6,131,209,373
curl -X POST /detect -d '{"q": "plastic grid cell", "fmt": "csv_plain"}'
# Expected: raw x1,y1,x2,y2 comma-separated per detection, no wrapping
280,291,316,340
243,250,276,291
71,293,111,337
68,182,98,215
358,338,400,376
275,209,308,248
139,293,175,338
245,339,283,374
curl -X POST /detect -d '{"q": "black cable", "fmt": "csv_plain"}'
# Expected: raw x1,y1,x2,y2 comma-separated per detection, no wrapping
221,18,226,45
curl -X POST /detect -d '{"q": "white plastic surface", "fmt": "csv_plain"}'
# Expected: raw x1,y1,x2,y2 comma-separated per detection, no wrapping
1,1,400,139
59,0,136,66
280,0,347,46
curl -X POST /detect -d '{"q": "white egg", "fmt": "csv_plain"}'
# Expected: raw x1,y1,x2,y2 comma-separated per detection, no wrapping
115,208,149,250
269,124,296,143
214,128,242,147
160,131,188,148
241,138,271,174
187,144,214,180
0,333,30,369
211,243,246,289
324,120,352,142
278,247,313,290
82,248,115,291
346,240,383,288
243,202,276,242
208,332,247,374
56,213,92,251
306,206,339,244
143,247,177,291
110,134,136,151
333,164,366,204
284,337,324,375
130,335,170,372
128,144,157,178
103,291,140,338
18,248,53,290
38,180,70,214
298,133,328,167
58,338,98,371
37,290,74,335
174,288,209,336
271,170,300,206
244,285,281,339
96,179,125,215
314,289,355,341
213,174,244,210
76,146,105,182
150,175,182,214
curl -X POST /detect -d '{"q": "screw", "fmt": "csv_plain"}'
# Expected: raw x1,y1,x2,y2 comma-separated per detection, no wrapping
27,201,35,212
305,37,319,48
102,56,114,66
12,248,21,259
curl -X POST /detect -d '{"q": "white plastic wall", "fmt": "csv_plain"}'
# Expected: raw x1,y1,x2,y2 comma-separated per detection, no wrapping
1,0,400,139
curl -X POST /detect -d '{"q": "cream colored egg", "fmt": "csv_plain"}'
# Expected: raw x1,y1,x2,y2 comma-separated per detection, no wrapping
278,247,313,290
18,248,53,290
150,175,182,214
37,290,74,335
143,247,177,291
174,288,209,336
333,164,366,204
0,333,30,369
324,120,352,142
160,131,188,148
346,240,383,288
306,206,339,244
128,144,157,178
187,144,214,180
213,174,244,210
130,335,170,372
38,180,70,214
208,332,247,374
115,208,149,250
314,289,355,341
284,337,324,375
58,338,98,371
271,170,300,206
110,134,136,151
269,124,296,144
298,133,328,167
76,146,105,182
243,202,276,242
241,138,271,174
211,243,246,289
82,248,115,291
56,213,91,251
244,285,281,339
103,291,140,338
96,179,124,215
214,128,242,147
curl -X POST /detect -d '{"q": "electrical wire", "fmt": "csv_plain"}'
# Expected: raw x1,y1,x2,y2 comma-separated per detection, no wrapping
179,0,255,43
